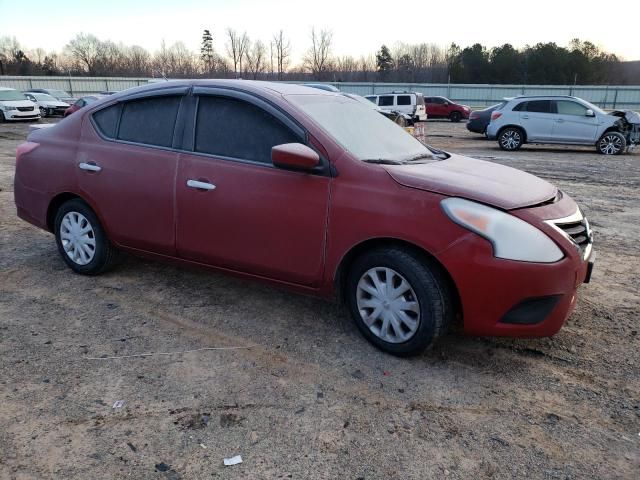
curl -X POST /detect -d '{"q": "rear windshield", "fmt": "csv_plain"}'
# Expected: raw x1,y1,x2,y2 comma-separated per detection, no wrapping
286,94,432,162
0,90,27,101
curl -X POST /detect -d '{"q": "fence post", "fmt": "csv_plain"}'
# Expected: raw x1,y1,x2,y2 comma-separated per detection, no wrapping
68,77,73,96
371,82,375,95
28,78,33,89
613,88,618,110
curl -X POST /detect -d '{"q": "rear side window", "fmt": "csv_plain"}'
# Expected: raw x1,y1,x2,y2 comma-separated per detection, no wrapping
195,96,299,164
524,100,552,113
556,100,588,116
397,95,411,106
378,96,394,107
512,102,526,111
93,104,121,138
117,96,181,147
365,96,377,104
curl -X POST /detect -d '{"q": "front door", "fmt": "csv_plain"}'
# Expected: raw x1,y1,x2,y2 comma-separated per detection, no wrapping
551,100,599,143
175,93,331,286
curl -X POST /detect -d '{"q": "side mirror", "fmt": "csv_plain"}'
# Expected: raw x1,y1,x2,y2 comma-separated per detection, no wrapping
585,109,595,117
272,143,320,171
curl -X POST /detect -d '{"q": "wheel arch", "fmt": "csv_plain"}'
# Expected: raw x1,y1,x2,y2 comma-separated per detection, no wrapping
497,124,528,143
46,192,105,234
333,237,462,323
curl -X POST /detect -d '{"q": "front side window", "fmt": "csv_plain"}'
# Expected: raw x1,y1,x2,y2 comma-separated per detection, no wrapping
556,100,588,116
525,100,552,113
433,97,446,104
378,96,394,107
117,96,181,147
195,96,299,164
397,95,411,106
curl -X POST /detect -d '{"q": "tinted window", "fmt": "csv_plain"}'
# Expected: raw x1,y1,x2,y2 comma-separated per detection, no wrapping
93,104,121,138
525,100,552,113
378,96,394,107
365,96,377,104
556,100,588,116
397,95,411,106
512,102,526,111
432,97,446,104
117,96,181,147
195,96,299,164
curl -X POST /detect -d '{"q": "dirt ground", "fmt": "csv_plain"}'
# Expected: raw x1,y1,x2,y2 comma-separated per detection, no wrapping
0,117,638,480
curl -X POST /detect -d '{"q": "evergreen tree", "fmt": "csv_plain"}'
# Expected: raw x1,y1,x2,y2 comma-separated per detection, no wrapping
376,45,393,80
200,29,214,73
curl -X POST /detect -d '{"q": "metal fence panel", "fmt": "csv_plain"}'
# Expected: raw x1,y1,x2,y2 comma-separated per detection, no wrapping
1,76,639,108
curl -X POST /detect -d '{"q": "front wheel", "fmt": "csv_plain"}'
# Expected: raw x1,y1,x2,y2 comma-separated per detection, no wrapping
39,107,47,118
498,127,524,151
346,248,454,356
597,131,626,155
54,199,118,275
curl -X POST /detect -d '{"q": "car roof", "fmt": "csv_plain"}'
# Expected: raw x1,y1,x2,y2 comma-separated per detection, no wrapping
508,95,581,101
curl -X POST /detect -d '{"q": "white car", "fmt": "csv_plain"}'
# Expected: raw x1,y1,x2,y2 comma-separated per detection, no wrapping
0,88,40,121
24,92,70,117
365,92,428,122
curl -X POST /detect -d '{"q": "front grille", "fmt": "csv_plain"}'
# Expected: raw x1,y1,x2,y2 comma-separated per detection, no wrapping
548,210,593,259
17,106,34,112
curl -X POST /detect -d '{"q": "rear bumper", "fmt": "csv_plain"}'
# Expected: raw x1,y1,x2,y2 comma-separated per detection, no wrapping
438,233,592,337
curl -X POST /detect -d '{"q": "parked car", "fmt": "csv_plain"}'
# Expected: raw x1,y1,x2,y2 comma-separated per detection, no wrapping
64,95,105,117
25,88,76,105
14,80,595,356
343,93,413,127
424,96,470,122
365,92,427,122
487,95,640,155
24,92,69,117
303,83,341,92
0,88,40,121
467,102,506,135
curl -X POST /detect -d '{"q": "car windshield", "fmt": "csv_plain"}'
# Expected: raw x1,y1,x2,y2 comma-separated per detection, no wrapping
287,94,435,163
0,90,27,101
33,93,58,101
50,90,71,98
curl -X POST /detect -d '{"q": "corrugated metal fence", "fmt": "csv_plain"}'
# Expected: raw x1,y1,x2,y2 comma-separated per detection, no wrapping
1,76,639,109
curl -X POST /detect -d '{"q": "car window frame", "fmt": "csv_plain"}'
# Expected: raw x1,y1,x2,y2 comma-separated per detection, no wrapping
184,86,332,177
396,95,412,106
554,99,589,116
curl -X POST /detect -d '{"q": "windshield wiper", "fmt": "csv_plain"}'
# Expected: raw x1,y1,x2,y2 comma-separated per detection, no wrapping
361,158,407,165
402,153,437,162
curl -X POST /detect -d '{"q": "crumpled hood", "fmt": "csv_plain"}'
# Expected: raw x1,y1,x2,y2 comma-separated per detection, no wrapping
384,153,557,210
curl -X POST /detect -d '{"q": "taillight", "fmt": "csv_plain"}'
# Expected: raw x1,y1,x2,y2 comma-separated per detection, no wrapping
16,142,40,163
469,112,479,119
490,112,502,121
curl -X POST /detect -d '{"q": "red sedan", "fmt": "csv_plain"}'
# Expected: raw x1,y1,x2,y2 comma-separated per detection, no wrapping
424,96,471,122
14,80,594,355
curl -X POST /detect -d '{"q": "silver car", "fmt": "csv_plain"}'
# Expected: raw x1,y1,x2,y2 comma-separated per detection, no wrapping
486,95,640,155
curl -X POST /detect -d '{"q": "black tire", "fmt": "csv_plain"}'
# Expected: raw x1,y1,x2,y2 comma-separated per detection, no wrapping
395,116,407,128
450,111,462,122
498,127,524,151
39,107,47,118
346,247,454,356
0,111,5,122
54,198,118,275
597,131,626,155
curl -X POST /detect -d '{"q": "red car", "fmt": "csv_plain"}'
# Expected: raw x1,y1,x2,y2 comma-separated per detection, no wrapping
63,95,105,117
14,80,594,356
424,96,471,122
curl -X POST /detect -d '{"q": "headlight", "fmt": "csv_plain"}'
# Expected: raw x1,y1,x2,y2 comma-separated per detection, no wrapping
1,105,15,111
441,197,563,263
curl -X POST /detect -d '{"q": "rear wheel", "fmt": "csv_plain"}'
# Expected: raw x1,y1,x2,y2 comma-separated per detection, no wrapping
450,111,462,122
498,127,524,151
597,131,626,155
395,116,408,128
0,111,5,122
346,247,453,356
54,199,118,275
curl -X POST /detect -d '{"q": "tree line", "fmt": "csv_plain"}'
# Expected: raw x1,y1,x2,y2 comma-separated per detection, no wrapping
0,30,637,85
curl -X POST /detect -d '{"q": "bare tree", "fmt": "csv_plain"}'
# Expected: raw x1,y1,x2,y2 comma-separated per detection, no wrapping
225,29,249,77
65,33,106,75
246,40,267,79
272,30,291,80
303,27,332,80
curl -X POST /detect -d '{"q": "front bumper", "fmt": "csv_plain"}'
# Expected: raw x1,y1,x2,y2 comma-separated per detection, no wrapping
3,110,40,120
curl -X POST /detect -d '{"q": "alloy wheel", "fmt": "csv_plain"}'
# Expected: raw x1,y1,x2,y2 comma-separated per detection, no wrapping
500,130,521,150
59,211,96,265
356,267,421,343
599,134,623,155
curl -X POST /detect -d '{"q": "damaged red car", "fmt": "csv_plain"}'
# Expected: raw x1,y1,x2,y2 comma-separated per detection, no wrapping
14,80,595,355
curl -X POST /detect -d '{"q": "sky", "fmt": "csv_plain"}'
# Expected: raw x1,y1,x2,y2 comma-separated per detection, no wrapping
1,0,639,62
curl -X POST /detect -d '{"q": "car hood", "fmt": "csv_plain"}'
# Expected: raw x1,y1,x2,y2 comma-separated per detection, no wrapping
384,153,557,210
40,101,69,107
0,100,35,108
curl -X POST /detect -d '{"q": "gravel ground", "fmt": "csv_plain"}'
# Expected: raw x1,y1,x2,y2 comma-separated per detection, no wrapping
0,118,638,479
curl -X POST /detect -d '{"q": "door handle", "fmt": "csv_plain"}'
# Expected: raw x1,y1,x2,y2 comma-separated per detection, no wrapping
187,179,216,191
79,162,102,172
521,115,529,119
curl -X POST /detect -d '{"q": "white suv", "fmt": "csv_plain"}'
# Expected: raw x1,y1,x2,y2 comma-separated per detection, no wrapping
0,88,40,122
365,92,427,122
486,95,640,155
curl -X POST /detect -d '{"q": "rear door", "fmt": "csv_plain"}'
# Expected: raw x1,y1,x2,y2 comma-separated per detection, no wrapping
395,94,413,115
175,90,331,286
77,90,185,255
551,100,599,143
518,100,555,141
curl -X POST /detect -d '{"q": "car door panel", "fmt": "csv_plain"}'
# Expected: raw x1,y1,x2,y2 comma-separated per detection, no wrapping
519,100,555,141
551,101,599,143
